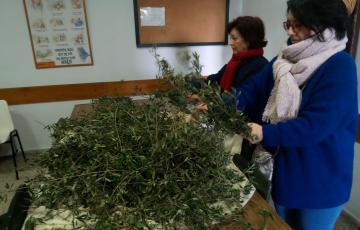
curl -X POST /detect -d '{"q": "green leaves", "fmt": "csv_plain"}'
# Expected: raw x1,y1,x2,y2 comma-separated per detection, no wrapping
26,52,258,229
28,97,249,228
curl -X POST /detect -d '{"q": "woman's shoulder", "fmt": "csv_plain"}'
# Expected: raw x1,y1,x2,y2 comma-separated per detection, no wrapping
325,51,355,66
316,51,357,85
239,56,269,75
240,56,269,72
247,55,269,65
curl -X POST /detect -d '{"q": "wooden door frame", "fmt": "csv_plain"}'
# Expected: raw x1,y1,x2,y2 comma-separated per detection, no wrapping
346,0,360,57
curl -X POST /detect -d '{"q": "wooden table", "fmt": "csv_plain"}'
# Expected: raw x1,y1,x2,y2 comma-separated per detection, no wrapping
71,104,291,230
215,192,290,229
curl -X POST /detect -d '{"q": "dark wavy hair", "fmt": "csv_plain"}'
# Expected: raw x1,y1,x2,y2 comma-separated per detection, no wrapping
287,0,349,41
227,16,267,49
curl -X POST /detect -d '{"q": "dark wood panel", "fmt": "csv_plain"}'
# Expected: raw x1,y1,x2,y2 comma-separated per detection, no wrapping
0,79,169,105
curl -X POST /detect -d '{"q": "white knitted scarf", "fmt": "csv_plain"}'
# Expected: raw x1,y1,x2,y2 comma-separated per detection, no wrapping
262,29,348,124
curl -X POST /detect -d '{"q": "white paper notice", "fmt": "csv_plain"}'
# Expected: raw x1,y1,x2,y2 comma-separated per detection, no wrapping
140,7,165,27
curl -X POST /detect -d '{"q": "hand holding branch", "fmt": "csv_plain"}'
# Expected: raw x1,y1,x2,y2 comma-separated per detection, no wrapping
247,122,263,144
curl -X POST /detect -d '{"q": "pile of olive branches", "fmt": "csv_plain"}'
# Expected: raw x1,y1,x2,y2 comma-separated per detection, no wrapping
154,50,251,136
25,52,256,229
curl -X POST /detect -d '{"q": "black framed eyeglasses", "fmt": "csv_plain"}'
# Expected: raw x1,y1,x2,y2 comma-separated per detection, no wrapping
283,20,303,32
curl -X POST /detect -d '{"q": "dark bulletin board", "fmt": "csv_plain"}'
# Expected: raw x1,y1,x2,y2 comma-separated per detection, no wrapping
133,0,229,47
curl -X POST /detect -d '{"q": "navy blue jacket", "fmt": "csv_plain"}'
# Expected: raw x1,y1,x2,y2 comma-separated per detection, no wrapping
207,56,268,91
237,51,358,208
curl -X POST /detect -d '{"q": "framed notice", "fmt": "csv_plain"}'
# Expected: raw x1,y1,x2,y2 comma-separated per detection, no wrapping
23,0,93,69
134,0,229,47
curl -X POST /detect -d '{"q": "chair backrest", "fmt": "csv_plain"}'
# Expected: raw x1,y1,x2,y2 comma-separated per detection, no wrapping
0,100,15,134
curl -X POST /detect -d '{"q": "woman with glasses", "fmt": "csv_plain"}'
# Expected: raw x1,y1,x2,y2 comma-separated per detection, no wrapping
198,16,268,92
234,0,357,229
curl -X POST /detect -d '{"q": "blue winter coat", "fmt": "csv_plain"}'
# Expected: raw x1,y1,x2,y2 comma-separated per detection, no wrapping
237,51,358,208
207,56,268,91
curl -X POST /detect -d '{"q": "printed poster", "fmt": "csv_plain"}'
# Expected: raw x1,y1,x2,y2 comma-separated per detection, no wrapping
24,0,93,68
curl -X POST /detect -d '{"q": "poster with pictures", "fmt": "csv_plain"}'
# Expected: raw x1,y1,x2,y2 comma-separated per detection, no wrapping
24,0,93,68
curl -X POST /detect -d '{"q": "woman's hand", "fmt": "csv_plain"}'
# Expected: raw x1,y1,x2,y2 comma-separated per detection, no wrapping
247,123,263,144
187,94,208,115
190,102,208,117
188,94,202,102
194,102,208,112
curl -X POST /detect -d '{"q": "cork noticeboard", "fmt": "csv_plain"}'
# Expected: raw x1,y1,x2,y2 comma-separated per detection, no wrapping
133,0,229,47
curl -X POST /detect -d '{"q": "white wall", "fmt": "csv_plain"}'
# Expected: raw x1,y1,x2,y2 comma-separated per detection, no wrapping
0,0,243,152
243,0,287,59
243,0,360,223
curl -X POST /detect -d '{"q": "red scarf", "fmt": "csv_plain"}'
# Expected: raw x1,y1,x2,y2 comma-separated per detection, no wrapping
220,48,264,91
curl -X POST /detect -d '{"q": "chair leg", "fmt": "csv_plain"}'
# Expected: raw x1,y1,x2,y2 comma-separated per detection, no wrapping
9,134,19,180
14,130,26,161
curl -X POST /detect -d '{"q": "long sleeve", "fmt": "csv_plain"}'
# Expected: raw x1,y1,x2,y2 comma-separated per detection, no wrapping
207,65,226,84
207,57,268,90
236,60,275,122
232,56,269,91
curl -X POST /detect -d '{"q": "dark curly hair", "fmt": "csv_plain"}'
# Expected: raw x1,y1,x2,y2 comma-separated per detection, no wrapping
227,16,267,49
287,0,350,41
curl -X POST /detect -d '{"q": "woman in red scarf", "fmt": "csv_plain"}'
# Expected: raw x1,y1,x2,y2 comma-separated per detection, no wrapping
204,16,268,92
191,16,269,170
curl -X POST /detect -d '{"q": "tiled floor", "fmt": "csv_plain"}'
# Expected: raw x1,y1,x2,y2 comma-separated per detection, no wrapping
0,153,359,229
0,153,40,215
336,213,360,230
